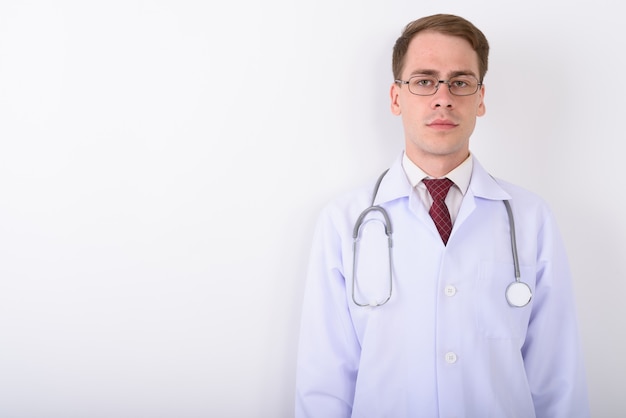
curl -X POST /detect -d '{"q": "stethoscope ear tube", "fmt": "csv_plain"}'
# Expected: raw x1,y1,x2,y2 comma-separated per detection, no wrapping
351,212,394,307
351,169,394,307
352,206,393,240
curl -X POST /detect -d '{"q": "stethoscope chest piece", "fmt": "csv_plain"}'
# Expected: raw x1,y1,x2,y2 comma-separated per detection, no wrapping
506,281,532,307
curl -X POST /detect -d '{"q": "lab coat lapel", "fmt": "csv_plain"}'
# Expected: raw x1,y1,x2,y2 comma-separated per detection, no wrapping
371,155,412,206
371,155,444,239
454,157,513,230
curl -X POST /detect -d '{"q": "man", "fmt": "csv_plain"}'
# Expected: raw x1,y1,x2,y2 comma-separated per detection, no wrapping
295,14,589,417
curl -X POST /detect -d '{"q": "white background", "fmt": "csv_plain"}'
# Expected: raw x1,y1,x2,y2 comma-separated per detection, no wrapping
0,1,624,417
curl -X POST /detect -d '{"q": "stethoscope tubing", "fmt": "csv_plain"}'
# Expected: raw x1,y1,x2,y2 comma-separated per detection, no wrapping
351,169,531,308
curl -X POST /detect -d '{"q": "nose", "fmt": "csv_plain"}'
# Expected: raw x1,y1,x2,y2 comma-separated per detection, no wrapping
432,81,454,108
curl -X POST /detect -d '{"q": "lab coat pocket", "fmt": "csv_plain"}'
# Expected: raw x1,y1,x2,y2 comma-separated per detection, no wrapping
476,262,534,339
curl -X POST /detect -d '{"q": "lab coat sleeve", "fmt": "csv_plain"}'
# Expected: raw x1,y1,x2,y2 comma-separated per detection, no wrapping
295,204,359,418
522,208,590,417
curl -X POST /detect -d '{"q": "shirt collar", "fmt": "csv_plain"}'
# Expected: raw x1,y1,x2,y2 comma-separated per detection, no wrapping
402,152,473,195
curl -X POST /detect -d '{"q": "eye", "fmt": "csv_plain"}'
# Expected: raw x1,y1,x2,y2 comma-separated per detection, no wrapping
451,79,469,88
410,76,436,88
450,77,478,90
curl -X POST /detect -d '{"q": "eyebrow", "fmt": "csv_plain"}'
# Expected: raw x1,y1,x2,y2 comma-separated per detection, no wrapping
408,69,478,79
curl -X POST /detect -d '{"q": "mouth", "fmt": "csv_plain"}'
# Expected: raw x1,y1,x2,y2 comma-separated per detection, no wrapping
427,119,458,130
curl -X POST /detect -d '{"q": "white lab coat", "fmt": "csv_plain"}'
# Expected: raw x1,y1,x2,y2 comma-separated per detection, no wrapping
295,154,589,418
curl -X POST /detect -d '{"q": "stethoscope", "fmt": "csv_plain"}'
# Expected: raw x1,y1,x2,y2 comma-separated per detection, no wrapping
351,169,533,308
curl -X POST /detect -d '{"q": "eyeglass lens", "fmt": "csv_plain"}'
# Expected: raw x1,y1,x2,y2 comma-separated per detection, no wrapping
407,76,479,96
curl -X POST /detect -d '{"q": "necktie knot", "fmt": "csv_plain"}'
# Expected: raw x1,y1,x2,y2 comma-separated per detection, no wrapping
423,178,454,201
422,178,454,245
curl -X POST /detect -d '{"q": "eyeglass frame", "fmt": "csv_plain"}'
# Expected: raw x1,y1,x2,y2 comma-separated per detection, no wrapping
394,75,483,96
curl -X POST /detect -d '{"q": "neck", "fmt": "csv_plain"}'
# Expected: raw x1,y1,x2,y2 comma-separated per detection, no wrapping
405,151,470,178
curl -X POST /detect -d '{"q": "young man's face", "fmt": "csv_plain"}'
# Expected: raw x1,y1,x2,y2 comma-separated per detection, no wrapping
390,31,486,171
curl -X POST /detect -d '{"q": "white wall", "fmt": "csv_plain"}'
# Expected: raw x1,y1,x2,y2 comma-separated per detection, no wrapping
0,1,623,417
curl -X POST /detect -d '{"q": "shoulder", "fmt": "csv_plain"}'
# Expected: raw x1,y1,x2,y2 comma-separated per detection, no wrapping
492,177,552,212
487,176,564,243
319,178,378,223
471,156,552,213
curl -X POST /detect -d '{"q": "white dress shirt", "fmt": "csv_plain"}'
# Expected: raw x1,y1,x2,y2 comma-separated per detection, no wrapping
402,151,472,225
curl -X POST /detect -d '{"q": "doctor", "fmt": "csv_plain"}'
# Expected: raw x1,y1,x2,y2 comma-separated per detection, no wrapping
295,13,589,417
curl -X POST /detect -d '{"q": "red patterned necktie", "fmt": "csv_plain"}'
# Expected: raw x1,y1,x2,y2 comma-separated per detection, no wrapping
423,178,454,245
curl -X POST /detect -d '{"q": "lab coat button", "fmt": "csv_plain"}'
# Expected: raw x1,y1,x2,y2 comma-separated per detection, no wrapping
445,352,458,364
444,285,457,296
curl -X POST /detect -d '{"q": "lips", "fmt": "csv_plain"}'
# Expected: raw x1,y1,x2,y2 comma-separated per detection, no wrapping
426,119,458,131
427,119,458,127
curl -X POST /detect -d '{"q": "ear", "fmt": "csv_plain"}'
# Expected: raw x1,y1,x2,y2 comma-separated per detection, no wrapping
476,84,486,117
390,82,402,116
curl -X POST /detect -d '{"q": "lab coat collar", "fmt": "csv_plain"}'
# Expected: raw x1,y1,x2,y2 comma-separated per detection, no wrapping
372,152,511,206
468,157,512,201
371,154,413,206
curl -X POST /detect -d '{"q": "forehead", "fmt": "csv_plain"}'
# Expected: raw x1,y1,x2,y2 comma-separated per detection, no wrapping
403,31,480,77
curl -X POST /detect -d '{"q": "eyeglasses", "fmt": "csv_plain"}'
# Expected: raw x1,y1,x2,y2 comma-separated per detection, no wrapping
394,75,482,96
